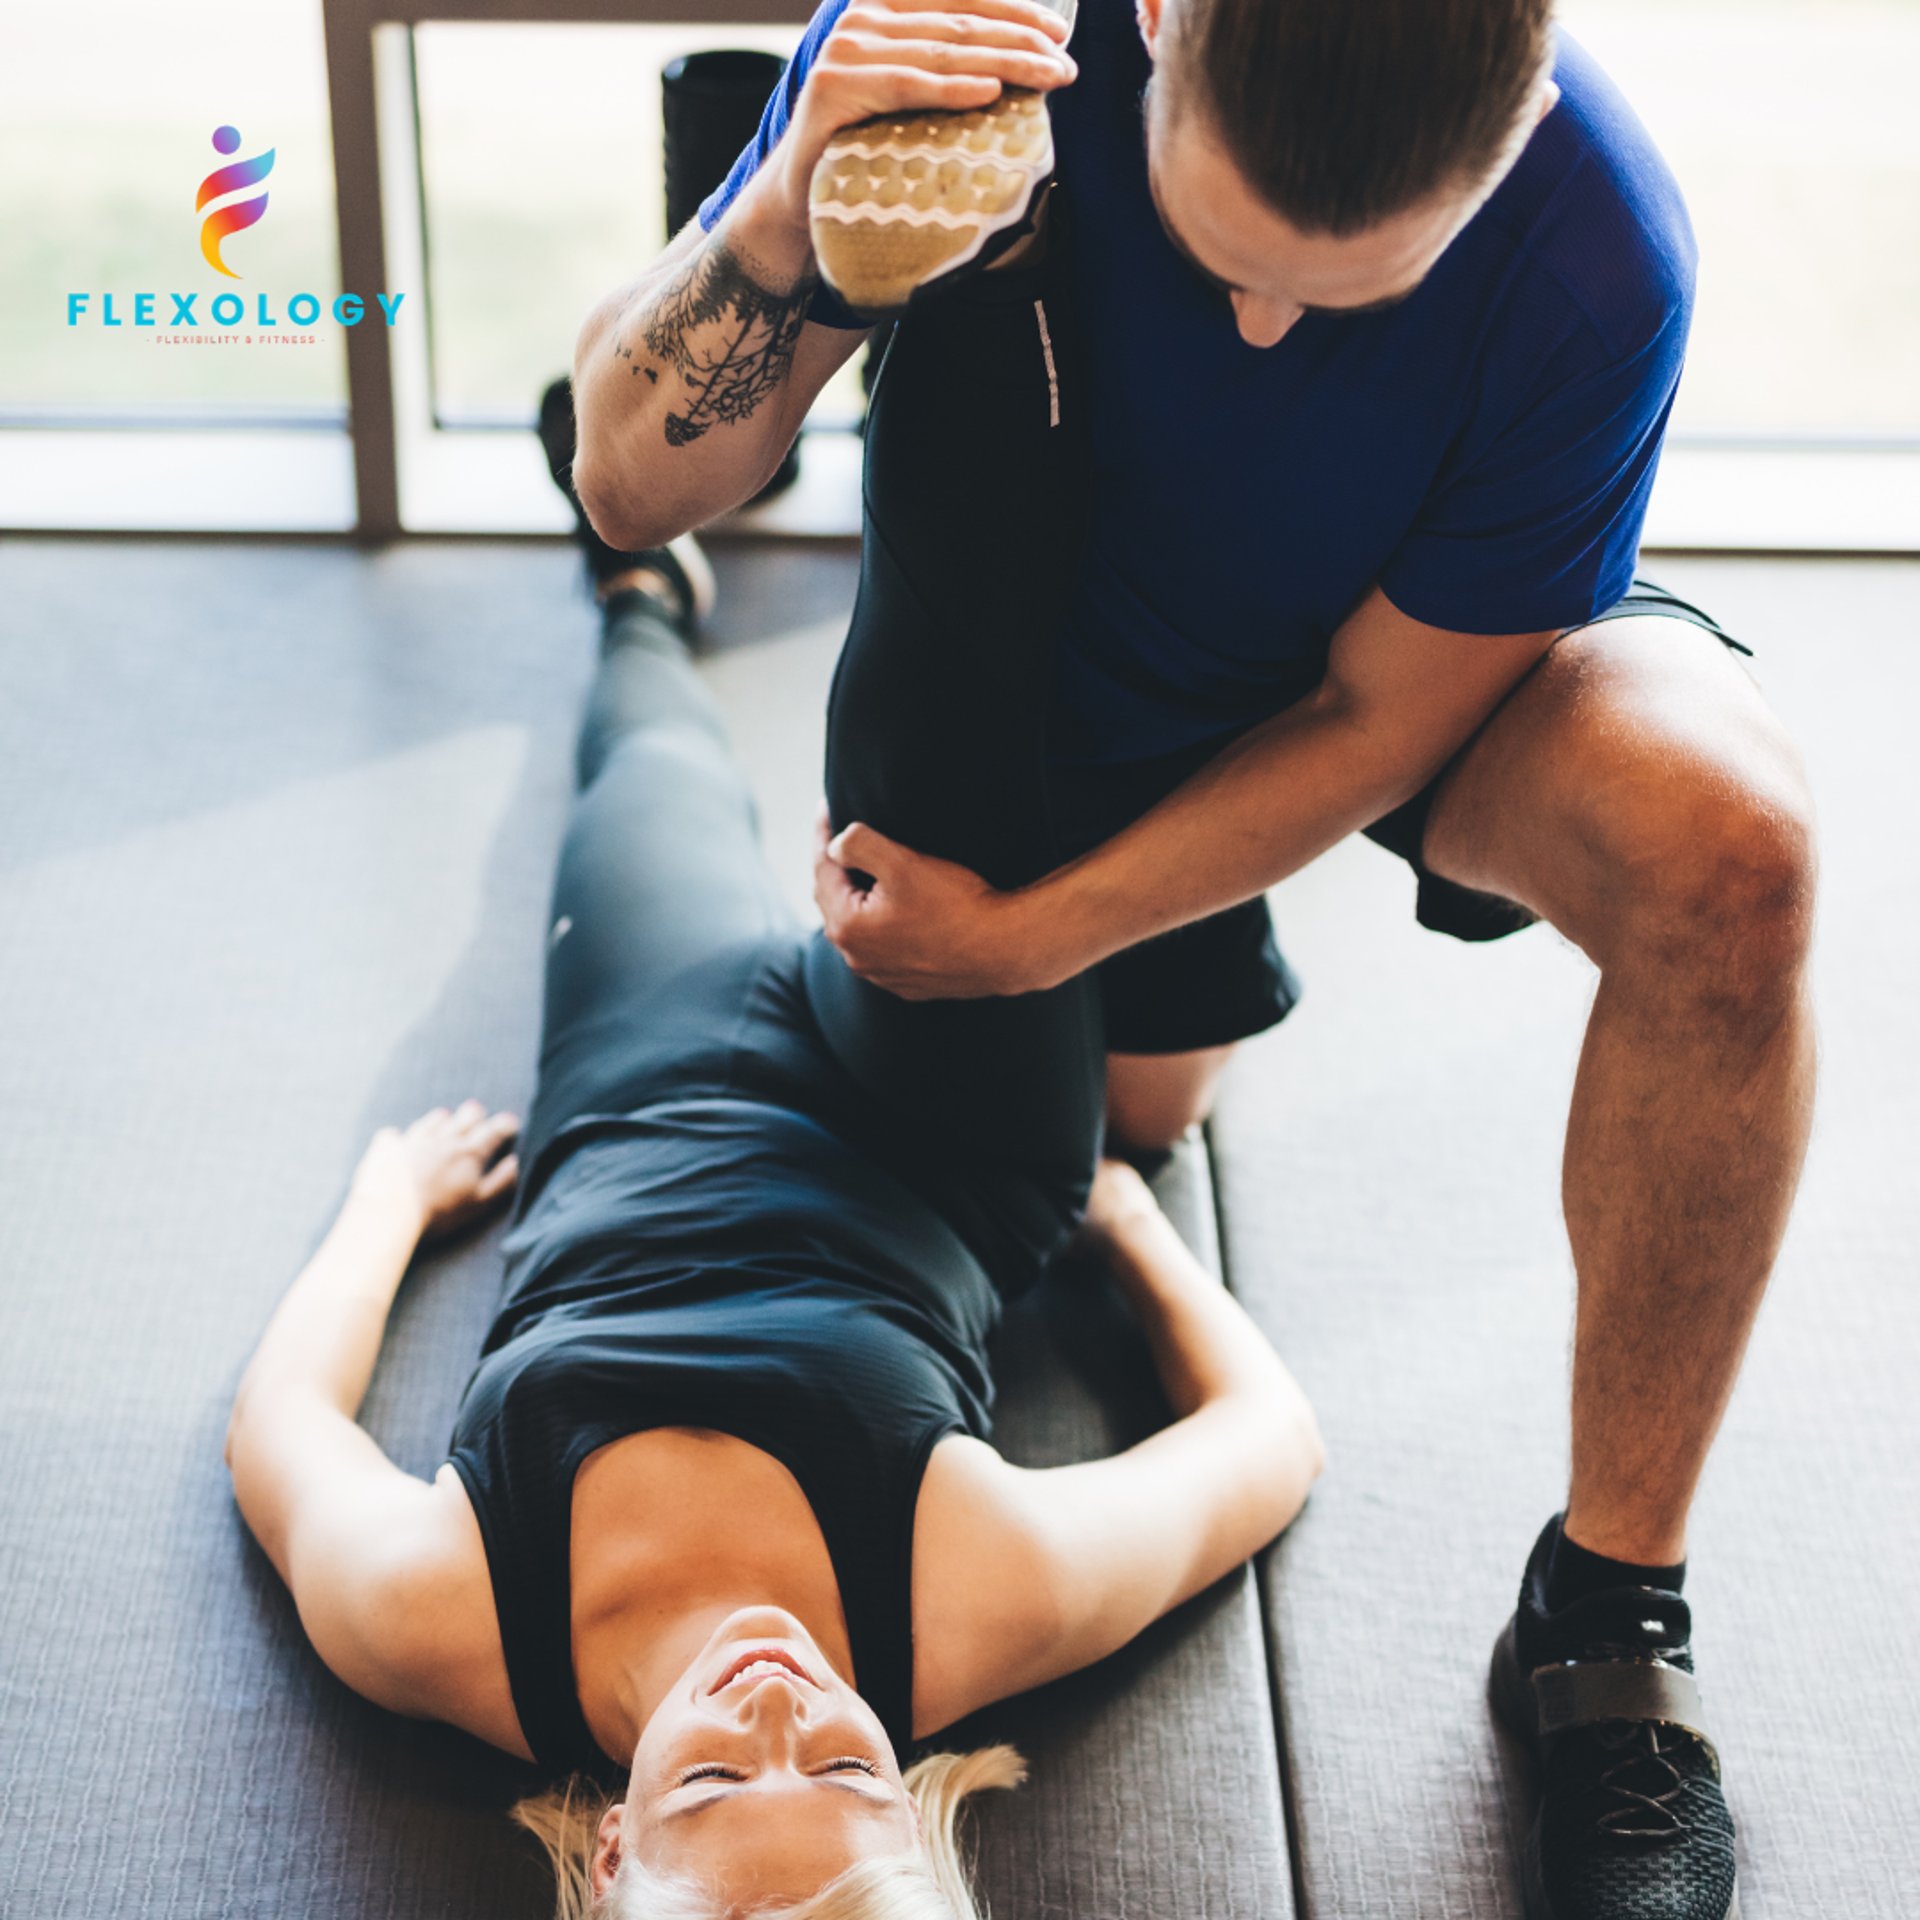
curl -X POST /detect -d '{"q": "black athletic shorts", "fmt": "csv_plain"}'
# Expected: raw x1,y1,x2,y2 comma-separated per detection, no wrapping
1049,575,1753,1056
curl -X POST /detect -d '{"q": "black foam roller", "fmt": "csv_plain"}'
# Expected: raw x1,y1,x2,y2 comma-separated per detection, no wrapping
662,50,790,239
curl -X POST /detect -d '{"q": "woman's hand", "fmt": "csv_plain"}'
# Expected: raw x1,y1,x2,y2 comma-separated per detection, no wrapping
349,1101,520,1241
1078,1156,1163,1248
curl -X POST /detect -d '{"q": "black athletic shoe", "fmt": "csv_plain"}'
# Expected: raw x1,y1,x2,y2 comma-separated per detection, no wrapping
1490,1531,1739,1920
535,375,714,630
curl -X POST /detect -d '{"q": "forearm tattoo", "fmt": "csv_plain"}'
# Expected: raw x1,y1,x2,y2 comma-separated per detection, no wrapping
620,239,816,448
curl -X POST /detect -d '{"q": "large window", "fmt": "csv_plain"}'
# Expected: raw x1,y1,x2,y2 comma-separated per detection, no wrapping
3,0,1914,538
412,21,858,431
390,18,864,533
403,2,1920,447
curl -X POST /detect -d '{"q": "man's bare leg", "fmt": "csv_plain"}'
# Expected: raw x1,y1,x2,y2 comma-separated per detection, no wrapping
1420,615,1817,1564
1106,1044,1239,1155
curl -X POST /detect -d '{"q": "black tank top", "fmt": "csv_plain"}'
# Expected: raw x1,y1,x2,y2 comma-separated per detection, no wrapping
444,941,1010,1775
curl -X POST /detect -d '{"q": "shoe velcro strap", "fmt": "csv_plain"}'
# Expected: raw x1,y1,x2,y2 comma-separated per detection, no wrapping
1533,1659,1715,1754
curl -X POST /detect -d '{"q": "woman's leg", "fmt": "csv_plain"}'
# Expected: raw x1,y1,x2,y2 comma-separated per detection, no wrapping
805,185,1106,1252
516,594,798,1193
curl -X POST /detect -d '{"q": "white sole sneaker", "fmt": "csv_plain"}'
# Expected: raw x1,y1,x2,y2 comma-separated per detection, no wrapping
808,5,1075,315
666,531,717,625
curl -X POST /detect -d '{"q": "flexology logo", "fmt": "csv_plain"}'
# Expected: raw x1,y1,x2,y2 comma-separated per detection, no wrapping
197,124,275,278
64,120,404,340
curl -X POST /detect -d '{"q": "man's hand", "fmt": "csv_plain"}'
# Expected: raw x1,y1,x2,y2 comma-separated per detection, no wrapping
766,0,1078,229
813,806,1064,999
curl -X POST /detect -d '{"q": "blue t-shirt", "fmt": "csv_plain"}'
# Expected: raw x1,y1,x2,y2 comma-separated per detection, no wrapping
698,0,1697,765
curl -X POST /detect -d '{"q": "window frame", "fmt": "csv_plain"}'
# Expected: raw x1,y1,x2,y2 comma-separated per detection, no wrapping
3,0,1914,548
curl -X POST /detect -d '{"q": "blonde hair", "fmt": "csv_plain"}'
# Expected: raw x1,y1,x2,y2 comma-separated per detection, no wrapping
510,1745,1027,1920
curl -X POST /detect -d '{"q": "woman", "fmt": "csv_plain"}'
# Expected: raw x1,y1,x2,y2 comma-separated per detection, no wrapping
224,191,1321,1920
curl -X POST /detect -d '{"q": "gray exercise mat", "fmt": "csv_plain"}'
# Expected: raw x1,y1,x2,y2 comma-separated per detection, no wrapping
953,1141,1293,1920
0,535,1289,1918
1207,557,1920,1919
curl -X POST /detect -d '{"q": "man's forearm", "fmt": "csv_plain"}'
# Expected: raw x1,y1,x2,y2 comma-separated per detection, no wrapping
569,0,1079,552
814,584,1559,1003
1022,682,1451,984
572,169,821,551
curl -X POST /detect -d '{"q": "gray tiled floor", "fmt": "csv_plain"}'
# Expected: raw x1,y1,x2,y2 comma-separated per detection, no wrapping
0,536,1912,1918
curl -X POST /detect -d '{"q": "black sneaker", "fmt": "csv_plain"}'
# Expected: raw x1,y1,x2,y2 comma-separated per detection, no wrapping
535,375,715,630
1490,1532,1739,1920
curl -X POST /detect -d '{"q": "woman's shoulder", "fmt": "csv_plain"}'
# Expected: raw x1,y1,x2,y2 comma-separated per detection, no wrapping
908,1433,1065,1737
369,1466,534,1762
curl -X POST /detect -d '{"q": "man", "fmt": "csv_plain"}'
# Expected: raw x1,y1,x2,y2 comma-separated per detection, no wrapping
569,2,1815,1914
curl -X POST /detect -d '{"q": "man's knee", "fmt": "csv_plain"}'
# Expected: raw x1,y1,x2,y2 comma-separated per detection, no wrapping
1431,619,1818,1007
1105,1045,1237,1154
1560,716,1817,1009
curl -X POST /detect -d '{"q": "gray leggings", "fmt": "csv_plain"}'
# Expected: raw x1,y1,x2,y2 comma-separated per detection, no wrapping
517,224,1105,1276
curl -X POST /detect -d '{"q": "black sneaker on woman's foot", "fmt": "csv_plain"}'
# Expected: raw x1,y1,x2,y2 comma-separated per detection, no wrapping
1490,1535,1739,1920
535,375,715,631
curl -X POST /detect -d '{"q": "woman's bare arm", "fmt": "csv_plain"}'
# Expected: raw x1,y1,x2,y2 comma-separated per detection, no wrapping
923,1160,1324,1718
570,0,1078,551
224,1104,520,1725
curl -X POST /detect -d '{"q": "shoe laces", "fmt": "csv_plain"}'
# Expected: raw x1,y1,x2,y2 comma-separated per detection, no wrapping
1587,1716,1709,1840
1571,1631,1714,1844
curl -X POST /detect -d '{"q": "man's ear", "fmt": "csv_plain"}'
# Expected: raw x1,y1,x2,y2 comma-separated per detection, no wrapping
591,1801,625,1899
1135,0,1165,60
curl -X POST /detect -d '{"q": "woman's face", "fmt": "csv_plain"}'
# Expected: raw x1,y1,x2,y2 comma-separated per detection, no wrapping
596,1606,921,1907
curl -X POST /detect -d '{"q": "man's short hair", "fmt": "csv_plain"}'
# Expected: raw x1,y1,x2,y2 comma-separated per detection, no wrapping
1160,0,1555,235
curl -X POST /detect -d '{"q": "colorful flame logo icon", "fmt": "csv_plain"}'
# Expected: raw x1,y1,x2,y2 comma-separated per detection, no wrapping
196,125,275,278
